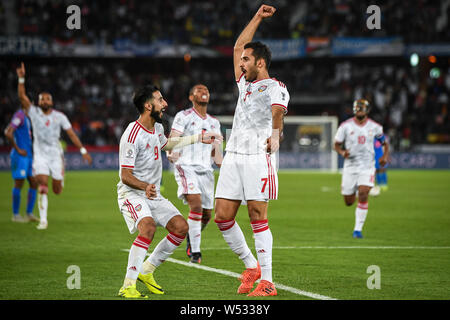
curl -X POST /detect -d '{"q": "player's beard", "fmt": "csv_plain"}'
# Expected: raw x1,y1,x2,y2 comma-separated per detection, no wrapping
356,114,367,121
40,103,52,112
151,109,163,123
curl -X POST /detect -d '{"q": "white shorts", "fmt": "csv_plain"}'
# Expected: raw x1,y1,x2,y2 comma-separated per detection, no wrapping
341,167,375,195
215,152,278,204
33,153,65,181
118,192,182,234
174,165,215,210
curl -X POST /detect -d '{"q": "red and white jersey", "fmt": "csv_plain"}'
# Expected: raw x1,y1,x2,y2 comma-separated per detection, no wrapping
170,107,221,172
117,121,168,197
28,105,72,157
335,117,384,171
226,74,290,154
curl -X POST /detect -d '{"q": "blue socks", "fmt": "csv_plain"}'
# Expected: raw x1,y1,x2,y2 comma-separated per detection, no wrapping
27,188,37,215
376,172,388,186
12,188,37,215
12,188,21,215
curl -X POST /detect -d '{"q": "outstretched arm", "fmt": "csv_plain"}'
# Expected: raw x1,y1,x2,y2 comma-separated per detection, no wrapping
233,4,276,80
65,128,93,165
162,132,222,152
16,62,32,112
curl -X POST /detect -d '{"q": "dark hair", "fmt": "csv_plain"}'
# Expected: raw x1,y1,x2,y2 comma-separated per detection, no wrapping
132,84,160,114
244,41,272,69
189,83,207,96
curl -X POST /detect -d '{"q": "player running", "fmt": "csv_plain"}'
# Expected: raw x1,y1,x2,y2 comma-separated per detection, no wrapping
117,84,221,298
334,99,390,238
214,4,289,297
4,108,39,223
166,84,222,264
16,62,92,230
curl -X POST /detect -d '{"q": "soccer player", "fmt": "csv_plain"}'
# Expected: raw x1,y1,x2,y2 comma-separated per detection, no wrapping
334,99,389,238
166,84,222,264
117,84,220,298
214,4,289,297
16,62,92,230
4,109,39,223
374,137,389,191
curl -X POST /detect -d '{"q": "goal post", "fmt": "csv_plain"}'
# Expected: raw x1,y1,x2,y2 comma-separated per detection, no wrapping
215,115,339,172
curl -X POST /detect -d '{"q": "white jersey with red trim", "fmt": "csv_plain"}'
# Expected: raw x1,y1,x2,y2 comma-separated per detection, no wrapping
334,117,384,171
170,107,221,171
226,74,290,155
117,121,168,197
28,105,72,157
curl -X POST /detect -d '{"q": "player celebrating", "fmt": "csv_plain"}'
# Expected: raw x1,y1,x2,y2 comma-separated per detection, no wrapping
4,108,39,223
117,84,220,298
166,84,222,264
334,99,390,238
214,4,289,297
16,62,92,230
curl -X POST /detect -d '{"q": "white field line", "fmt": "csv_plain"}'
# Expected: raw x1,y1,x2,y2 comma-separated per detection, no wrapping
120,249,337,300
198,246,450,250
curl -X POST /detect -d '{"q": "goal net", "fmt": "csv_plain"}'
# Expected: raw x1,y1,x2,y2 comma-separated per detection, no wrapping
215,115,339,172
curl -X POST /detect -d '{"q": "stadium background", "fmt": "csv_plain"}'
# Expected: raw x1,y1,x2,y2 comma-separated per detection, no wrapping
1,0,449,170
0,0,449,303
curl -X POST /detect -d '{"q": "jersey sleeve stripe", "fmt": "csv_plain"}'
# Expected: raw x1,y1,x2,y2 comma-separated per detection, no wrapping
161,140,168,150
130,127,141,144
271,103,287,111
171,128,184,134
127,123,139,143
121,165,134,168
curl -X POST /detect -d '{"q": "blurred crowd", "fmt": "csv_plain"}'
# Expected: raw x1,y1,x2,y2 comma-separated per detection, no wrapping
1,57,449,151
7,0,450,45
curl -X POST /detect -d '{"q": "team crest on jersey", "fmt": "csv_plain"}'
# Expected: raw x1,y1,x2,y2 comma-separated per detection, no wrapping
258,85,267,92
135,204,142,212
45,120,50,126
258,86,267,92
188,183,195,190
146,143,151,149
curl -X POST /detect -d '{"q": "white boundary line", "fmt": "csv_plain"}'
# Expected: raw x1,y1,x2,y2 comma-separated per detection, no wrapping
198,246,450,250
121,249,337,300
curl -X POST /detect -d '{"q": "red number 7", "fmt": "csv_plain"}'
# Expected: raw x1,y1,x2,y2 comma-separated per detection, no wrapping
261,178,268,193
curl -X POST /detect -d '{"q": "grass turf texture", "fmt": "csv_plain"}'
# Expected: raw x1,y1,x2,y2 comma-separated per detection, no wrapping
0,170,449,300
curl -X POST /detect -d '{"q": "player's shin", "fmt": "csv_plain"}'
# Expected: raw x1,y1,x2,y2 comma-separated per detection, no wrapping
145,232,186,269
354,202,368,232
38,185,48,224
188,211,202,253
251,220,273,282
215,219,258,268
26,188,37,214
124,236,151,287
12,187,21,215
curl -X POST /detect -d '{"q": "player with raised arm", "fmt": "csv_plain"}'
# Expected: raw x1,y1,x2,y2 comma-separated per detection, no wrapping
117,84,220,298
166,84,222,264
334,99,390,238
16,62,92,230
214,4,289,297
4,108,39,223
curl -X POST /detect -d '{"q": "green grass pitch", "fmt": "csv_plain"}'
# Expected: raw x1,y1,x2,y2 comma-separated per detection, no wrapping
0,170,449,300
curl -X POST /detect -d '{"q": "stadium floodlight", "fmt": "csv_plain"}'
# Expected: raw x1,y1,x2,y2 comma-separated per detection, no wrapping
216,116,339,172
410,53,419,67
430,67,441,79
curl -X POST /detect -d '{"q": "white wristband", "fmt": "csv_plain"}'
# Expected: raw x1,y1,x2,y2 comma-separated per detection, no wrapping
80,147,87,155
18,78,25,84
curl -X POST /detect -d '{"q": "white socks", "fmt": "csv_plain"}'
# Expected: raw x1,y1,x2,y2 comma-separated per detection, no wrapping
354,202,368,232
124,236,151,286
215,219,258,269
38,192,48,224
251,220,273,282
188,211,202,253
146,232,185,269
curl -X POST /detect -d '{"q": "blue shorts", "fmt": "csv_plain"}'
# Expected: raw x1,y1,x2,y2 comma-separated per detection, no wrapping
11,153,33,180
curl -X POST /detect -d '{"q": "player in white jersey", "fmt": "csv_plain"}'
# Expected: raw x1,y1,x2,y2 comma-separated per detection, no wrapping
214,5,289,297
117,84,220,298
166,84,222,264
16,63,92,230
334,99,390,238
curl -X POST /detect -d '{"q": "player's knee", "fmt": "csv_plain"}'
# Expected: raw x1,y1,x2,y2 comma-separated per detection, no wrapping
53,186,63,195
138,219,157,239
202,210,212,224
38,185,48,194
174,220,189,236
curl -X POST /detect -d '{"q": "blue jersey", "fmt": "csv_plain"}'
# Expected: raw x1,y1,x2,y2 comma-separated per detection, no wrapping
9,110,33,157
374,135,388,169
